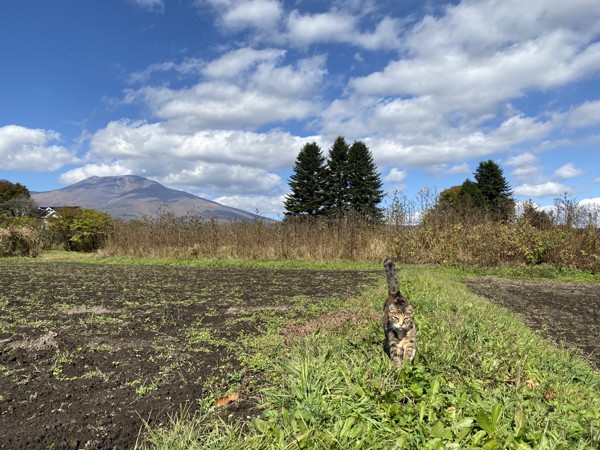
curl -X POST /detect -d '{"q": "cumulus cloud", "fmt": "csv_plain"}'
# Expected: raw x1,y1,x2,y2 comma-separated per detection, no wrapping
127,51,327,131
555,162,584,179
564,100,600,129
505,152,543,182
128,58,204,84
505,152,538,167
0,125,75,171
214,194,287,218
59,163,133,184
202,0,283,31
383,168,407,183
447,163,470,175
162,164,282,195
514,181,572,197
202,48,284,79
63,119,321,200
579,197,600,207
286,10,401,49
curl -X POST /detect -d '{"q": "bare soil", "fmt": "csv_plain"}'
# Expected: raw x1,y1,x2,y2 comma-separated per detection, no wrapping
0,261,377,450
464,276,599,369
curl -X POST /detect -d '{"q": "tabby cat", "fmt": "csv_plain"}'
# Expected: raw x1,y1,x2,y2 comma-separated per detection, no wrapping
383,258,416,365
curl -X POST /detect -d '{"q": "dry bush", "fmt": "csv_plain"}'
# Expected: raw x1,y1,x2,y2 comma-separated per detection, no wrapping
391,205,599,271
0,227,42,257
101,213,391,261
100,197,599,272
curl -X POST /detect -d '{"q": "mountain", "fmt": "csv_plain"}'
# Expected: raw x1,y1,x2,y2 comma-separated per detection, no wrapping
31,175,267,222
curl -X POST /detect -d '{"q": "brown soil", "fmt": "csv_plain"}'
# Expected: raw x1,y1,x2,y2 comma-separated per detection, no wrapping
464,276,599,369
0,261,377,450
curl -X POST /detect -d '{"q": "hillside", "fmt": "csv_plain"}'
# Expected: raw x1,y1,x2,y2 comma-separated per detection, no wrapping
31,175,265,222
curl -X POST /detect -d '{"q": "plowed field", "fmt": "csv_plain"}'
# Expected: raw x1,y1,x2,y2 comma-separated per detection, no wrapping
0,262,377,449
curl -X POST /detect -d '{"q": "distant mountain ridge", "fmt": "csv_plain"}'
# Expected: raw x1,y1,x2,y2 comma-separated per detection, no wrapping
31,175,265,222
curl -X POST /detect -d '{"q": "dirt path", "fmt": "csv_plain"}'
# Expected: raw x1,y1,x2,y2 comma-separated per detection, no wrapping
0,262,377,450
464,276,599,369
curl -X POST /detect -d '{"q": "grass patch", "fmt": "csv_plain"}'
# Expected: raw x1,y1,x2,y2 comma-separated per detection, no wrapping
464,264,600,283
143,266,600,449
35,252,381,271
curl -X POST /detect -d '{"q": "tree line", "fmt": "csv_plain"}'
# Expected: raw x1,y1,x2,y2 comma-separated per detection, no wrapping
284,136,385,222
433,160,516,221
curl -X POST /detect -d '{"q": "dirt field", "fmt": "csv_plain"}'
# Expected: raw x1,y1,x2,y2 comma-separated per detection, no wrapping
0,261,377,449
464,276,599,369
2,262,597,450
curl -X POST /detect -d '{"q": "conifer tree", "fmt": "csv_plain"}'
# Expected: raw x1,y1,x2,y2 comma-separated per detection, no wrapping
284,142,326,217
474,160,515,220
458,179,486,210
322,136,350,217
347,140,384,222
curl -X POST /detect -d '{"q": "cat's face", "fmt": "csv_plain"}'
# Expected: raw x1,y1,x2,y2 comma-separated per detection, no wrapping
388,305,413,331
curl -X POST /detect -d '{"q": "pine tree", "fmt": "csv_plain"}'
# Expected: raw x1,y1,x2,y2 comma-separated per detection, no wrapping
284,142,326,217
474,160,515,220
347,140,384,222
322,136,350,217
458,179,486,210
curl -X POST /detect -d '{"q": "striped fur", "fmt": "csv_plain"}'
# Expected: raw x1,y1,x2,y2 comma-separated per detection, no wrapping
383,258,416,365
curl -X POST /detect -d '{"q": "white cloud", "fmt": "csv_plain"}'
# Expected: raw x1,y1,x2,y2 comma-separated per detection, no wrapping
130,0,164,12
555,162,584,179
579,197,600,207
505,152,543,182
514,181,572,197
202,48,284,79
88,120,316,170
383,168,407,183
59,163,133,184
346,0,600,125
564,100,600,129
0,125,75,171
447,162,470,175
163,164,283,195
127,51,327,131
214,194,286,218
286,10,400,50
505,152,538,167
203,0,283,31
128,58,204,84
64,119,321,199
512,165,543,180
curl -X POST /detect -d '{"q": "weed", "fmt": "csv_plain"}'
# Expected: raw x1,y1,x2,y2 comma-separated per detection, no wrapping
144,267,600,449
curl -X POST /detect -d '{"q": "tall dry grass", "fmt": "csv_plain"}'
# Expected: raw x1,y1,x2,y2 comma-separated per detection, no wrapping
101,213,387,261
0,226,42,257
100,196,600,271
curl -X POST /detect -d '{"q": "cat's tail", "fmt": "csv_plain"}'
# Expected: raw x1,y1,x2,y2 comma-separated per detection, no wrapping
384,258,400,296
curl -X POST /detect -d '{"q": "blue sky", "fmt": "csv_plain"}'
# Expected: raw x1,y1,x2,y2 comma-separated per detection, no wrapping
1,0,599,218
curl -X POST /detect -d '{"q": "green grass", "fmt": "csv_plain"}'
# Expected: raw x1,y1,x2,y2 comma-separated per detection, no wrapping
32,251,600,279
141,266,600,449
33,251,381,270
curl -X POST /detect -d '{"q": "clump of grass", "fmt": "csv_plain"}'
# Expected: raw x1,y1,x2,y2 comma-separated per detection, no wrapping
0,226,41,257
142,267,599,449
97,196,599,272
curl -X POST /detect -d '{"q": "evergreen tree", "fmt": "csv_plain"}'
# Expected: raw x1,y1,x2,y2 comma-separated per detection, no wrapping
0,180,30,203
474,160,515,220
347,140,384,221
284,142,326,217
458,179,486,210
322,136,350,217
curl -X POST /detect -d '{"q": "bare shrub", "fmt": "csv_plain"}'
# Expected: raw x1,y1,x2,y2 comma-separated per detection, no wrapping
100,195,599,272
0,226,42,257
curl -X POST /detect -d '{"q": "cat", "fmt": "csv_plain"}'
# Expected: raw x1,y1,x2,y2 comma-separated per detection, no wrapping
383,258,416,366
